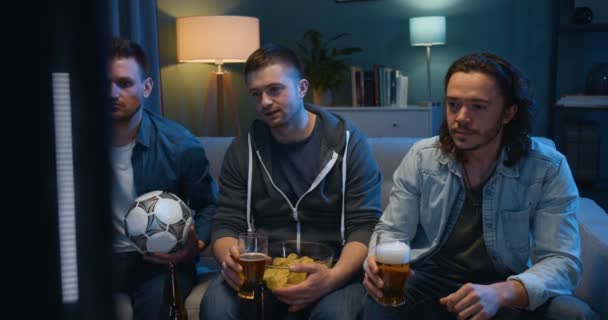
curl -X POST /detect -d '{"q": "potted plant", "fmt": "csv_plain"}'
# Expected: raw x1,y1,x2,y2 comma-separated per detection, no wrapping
297,29,362,106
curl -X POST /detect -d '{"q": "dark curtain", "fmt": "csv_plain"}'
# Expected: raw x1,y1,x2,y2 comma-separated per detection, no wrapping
109,0,163,114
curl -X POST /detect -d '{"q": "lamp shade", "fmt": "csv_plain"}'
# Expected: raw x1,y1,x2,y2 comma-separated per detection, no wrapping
409,16,446,46
176,16,260,63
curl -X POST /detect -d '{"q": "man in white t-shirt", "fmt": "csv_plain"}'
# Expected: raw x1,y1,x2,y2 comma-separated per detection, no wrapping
109,37,218,320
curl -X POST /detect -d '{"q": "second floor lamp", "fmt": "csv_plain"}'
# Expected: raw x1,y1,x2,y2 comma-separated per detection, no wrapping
410,16,446,107
177,15,260,136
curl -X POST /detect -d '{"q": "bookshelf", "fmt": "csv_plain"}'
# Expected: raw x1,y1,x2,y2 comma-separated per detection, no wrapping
558,22,608,32
549,0,608,188
329,106,443,138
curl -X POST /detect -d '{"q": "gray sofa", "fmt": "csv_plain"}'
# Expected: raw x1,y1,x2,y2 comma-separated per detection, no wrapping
182,136,608,319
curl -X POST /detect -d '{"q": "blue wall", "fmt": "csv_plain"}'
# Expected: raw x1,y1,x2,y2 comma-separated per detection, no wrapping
156,0,607,187
156,0,605,142
553,3,608,188
157,0,557,136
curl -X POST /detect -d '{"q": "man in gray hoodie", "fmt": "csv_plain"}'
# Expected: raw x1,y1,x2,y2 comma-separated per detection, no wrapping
200,44,382,320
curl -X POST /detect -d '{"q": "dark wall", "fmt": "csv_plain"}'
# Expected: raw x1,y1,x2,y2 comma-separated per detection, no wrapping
156,0,607,188
553,2,608,188
157,0,557,136
156,0,605,141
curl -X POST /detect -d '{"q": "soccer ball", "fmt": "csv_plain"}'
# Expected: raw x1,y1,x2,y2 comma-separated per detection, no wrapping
124,190,193,254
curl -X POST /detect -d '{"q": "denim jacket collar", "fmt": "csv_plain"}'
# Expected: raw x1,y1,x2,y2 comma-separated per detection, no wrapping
135,107,151,149
437,144,520,179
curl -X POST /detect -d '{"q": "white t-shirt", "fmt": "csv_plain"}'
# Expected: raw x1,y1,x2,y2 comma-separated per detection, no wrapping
111,141,137,252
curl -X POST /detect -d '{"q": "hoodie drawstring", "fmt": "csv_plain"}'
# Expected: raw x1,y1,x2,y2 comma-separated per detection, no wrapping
246,133,254,232
340,130,350,245
245,129,350,246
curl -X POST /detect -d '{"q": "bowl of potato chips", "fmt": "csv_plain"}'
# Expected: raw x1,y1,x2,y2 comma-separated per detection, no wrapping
263,240,334,290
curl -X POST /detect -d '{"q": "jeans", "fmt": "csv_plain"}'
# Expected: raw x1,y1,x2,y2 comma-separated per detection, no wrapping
362,269,598,320
200,273,366,320
112,252,196,320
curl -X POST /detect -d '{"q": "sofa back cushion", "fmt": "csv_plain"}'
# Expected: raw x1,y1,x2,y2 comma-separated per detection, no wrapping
367,138,420,209
197,136,556,210
198,137,419,210
199,137,233,182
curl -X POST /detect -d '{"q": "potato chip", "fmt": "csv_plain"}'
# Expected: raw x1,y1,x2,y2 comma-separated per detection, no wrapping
264,254,321,289
298,256,314,264
272,257,288,267
263,268,289,290
287,271,306,285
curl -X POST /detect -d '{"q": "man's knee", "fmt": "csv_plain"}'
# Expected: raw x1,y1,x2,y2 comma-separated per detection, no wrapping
540,295,599,320
199,275,240,320
311,303,362,320
114,293,133,320
310,282,365,320
362,295,387,320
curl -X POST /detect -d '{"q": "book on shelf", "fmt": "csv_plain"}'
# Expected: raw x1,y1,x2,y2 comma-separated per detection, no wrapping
389,70,397,106
556,95,608,107
351,64,409,107
373,64,383,106
396,73,408,107
350,66,363,107
363,71,376,106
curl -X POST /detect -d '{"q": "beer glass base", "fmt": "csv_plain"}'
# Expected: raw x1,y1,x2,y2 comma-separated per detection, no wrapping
238,291,255,300
377,298,405,307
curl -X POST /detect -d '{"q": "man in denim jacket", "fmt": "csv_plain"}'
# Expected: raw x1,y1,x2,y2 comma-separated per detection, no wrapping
363,53,597,319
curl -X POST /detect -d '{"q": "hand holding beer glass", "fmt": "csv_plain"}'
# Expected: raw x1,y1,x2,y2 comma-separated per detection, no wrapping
236,232,268,300
371,233,411,307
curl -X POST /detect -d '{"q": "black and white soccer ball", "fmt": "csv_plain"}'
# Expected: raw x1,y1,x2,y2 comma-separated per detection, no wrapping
124,191,193,254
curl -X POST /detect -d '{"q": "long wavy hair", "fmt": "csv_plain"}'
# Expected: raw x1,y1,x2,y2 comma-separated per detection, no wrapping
438,53,534,166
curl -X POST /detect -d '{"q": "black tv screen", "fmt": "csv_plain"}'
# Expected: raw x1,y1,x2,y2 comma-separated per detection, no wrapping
6,1,114,319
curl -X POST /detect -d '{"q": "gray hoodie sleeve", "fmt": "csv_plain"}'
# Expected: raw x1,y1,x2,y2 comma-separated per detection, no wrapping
209,137,250,243
343,126,383,246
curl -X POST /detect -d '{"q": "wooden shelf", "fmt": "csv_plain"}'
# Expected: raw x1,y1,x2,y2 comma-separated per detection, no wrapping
555,105,608,110
558,23,608,32
329,106,436,111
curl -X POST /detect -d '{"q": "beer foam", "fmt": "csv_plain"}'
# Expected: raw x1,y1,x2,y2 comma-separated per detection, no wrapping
376,241,410,264
239,252,267,262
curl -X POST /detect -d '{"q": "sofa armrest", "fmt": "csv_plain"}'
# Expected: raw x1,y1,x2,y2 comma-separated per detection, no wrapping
186,256,220,320
186,271,219,320
575,197,608,318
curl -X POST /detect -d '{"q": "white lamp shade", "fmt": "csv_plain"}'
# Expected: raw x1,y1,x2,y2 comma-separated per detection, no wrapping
176,16,260,63
409,16,446,46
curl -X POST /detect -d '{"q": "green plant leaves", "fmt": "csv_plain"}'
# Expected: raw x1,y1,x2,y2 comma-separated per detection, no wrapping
297,28,362,91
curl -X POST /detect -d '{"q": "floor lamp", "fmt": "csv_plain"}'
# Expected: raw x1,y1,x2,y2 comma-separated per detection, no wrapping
409,16,446,107
176,16,260,136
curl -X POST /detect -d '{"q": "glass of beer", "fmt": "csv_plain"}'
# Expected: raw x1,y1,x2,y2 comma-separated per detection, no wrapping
236,232,268,300
375,233,410,307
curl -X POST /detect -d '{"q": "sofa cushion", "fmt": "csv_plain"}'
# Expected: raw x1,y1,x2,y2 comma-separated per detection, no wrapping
575,198,608,318
366,137,419,209
198,137,233,181
185,271,218,320
198,136,559,211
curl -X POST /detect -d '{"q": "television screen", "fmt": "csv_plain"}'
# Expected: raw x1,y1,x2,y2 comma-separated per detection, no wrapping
6,1,114,319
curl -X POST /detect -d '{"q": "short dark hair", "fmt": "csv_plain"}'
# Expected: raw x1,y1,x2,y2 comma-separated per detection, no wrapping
244,43,303,79
108,37,149,78
438,52,534,166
